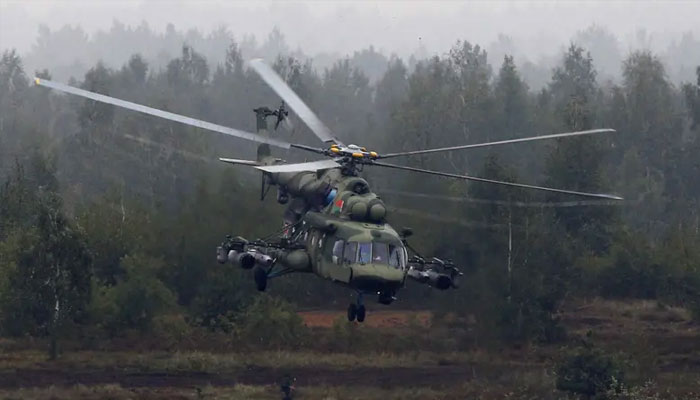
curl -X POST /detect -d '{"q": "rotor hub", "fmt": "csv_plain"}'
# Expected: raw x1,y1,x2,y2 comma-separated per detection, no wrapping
328,143,378,160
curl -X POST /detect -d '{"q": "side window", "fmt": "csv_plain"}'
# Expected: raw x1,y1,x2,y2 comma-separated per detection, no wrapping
343,242,358,264
388,244,401,268
332,240,344,264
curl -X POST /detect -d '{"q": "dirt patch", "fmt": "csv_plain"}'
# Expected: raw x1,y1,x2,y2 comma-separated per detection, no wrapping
0,369,231,389
0,364,481,390
299,310,432,328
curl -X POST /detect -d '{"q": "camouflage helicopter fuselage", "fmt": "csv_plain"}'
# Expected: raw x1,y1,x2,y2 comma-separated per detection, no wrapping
219,150,413,306
216,113,457,310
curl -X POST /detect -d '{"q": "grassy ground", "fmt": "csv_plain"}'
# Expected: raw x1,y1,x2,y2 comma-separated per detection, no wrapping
0,299,698,399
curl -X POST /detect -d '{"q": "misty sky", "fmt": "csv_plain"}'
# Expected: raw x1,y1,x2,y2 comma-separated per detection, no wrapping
2,0,700,60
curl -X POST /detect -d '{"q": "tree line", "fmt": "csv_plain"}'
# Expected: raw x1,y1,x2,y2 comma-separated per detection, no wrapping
0,30,699,353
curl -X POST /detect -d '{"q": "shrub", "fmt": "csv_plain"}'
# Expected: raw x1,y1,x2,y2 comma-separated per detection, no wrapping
233,295,309,349
556,345,626,399
152,314,192,347
89,253,176,333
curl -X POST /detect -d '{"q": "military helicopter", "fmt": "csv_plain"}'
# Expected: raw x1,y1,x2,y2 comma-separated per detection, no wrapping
34,59,622,322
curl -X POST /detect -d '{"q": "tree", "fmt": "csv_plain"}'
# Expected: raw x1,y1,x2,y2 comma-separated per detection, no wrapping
349,46,389,84
317,59,373,146
545,44,617,252
493,56,532,174
448,40,494,150
120,54,148,86
260,27,290,61
77,62,115,131
0,50,28,96
623,51,677,168
0,50,30,160
90,253,176,333
77,192,156,285
573,25,622,82
620,51,684,235
166,45,210,87
494,56,530,135
374,57,408,150
0,157,92,359
683,66,700,130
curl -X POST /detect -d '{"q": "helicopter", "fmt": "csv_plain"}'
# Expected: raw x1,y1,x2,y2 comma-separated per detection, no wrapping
34,59,622,322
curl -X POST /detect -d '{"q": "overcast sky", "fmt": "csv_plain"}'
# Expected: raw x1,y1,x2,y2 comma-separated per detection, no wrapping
2,0,699,59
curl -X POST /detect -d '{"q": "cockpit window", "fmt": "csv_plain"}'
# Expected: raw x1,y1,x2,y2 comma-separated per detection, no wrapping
358,242,372,264
332,240,344,264
343,242,358,264
342,241,406,268
372,242,388,264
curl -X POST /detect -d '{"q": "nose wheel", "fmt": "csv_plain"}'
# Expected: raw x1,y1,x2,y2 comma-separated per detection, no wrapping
347,293,366,322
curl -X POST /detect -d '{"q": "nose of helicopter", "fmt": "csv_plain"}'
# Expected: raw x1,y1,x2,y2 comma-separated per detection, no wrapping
349,263,405,292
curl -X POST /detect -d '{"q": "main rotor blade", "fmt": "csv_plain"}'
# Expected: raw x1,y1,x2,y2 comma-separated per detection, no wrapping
218,158,261,166
379,128,616,159
381,189,624,208
33,77,292,149
254,159,340,173
249,59,341,145
289,143,328,155
370,161,624,200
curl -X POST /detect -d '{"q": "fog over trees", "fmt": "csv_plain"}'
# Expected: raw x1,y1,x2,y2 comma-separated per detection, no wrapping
2,1,699,87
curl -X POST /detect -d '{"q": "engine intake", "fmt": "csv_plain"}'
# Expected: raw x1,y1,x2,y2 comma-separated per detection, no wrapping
228,250,255,269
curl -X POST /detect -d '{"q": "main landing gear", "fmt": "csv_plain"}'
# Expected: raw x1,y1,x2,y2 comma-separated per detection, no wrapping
347,293,366,323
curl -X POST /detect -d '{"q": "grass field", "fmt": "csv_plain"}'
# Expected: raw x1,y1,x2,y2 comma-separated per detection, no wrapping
1,299,698,399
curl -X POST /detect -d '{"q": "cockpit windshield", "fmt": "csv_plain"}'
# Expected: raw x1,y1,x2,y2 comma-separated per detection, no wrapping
372,242,389,264
358,242,372,264
343,241,406,269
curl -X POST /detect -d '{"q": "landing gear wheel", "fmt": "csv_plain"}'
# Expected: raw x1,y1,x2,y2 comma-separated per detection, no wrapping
254,266,267,292
356,305,366,322
347,303,357,321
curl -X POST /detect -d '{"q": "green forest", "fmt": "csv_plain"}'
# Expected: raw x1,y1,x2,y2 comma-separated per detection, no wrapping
1,24,700,399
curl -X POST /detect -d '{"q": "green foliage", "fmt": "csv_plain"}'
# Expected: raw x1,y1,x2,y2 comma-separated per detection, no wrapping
556,345,626,399
589,229,659,299
546,44,618,253
1,30,699,353
166,45,210,87
189,265,250,332
0,155,91,360
89,253,176,333
581,227,700,320
151,313,193,347
683,66,700,130
329,315,362,352
78,62,115,130
77,193,158,285
232,295,308,348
